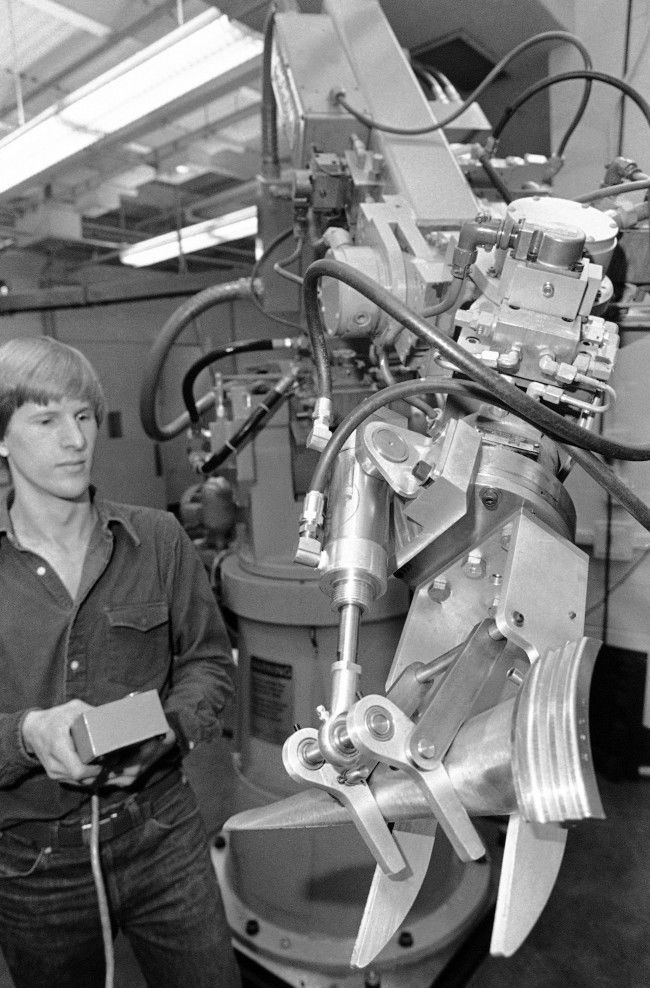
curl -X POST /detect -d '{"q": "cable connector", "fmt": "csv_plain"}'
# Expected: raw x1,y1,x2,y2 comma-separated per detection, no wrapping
295,490,325,567
307,397,332,451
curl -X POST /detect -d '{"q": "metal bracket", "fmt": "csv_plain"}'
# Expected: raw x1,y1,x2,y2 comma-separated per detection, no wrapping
409,619,507,769
282,728,407,876
346,697,486,862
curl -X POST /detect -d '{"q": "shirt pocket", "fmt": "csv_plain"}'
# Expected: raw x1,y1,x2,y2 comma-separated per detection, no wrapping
105,601,170,689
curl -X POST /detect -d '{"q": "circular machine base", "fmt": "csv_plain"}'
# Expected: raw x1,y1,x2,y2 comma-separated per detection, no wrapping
212,824,492,987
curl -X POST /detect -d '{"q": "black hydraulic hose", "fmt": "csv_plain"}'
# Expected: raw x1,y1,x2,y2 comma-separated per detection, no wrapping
302,259,650,462
302,265,334,402
200,371,298,474
476,148,515,204
559,444,650,534
308,378,502,492
332,31,591,139
139,278,253,442
304,377,650,536
493,70,650,146
261,9,280,180
182,338,275,425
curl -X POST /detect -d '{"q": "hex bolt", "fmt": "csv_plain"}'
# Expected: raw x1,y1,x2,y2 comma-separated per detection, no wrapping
542,281,555,298
412,459,432,482
463,549,486,580
428,576,451,602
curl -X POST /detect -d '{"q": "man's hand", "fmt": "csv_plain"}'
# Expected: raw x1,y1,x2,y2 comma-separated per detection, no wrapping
21,701,102,785
102,728,177,787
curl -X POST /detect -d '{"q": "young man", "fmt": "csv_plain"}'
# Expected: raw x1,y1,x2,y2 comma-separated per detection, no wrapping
0,336,241,987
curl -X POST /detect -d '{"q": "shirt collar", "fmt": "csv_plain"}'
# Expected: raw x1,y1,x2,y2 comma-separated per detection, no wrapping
0,487,141,547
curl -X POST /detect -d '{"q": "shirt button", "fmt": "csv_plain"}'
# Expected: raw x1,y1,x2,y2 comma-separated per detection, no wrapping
70,660,80,672
36,566,46,576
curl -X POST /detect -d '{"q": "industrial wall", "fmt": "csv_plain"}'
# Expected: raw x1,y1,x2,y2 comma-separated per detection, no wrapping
0,250,279,509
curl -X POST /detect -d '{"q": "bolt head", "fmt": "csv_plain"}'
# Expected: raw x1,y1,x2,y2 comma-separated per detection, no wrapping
416,738,436,759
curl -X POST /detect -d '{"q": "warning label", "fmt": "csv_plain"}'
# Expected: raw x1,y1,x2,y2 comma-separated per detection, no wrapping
250,656,294,744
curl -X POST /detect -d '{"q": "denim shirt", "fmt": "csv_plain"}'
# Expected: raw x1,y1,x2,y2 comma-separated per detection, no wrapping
0,490,236,827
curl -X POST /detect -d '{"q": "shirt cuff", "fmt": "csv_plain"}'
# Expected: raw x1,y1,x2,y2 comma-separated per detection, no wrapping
16,710,42,767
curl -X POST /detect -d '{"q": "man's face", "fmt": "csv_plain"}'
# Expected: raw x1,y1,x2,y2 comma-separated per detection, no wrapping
0,397,98,502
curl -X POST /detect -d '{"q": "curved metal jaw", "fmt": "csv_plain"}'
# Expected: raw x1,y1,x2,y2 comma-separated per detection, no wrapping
224,634,604,967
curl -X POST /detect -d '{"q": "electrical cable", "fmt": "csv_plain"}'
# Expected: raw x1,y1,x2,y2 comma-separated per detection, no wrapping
249,227,304,332
273,237,305,286
558,443,650,535
376,347,441,416
585,549,650,617
476,148,515,204
90,793,114,988
492,70,650,151
574,178,650,203
332,31,591,144
303,258,650,463
261,8,280,180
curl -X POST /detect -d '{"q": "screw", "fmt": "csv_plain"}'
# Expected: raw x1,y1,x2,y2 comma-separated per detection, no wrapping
213,833,226,850
542,281,555,298
245,919,260,936
398,930,414,948
428,576,450,602
480,487,500,511
412,459,432,482
507,666,525,685
463,549,486,579
511,610,525,627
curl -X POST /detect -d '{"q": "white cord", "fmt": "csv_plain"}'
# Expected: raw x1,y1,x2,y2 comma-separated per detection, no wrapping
90,794,115,988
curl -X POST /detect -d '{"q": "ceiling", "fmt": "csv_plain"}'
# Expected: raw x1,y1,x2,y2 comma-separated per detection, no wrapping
0,0,563,280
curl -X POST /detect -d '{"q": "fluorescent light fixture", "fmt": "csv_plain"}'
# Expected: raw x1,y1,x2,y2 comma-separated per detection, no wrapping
120,206,258,267
0,9,262,196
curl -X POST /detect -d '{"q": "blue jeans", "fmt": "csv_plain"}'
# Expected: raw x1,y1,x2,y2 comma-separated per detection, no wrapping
0,778,241,988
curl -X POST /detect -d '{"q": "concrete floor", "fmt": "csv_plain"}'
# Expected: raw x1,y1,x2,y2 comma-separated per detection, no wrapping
0,738,647,987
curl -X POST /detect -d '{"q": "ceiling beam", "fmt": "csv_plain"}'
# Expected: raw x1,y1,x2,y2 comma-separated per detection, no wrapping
0,0,179,120
19,0,111,37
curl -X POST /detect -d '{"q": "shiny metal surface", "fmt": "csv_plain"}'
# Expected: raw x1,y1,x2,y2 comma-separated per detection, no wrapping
513,637,605,822
491,815,568,957
351,818,438,969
